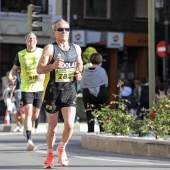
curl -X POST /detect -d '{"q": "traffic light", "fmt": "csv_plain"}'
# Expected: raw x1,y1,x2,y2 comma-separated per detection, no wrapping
27,4,42,31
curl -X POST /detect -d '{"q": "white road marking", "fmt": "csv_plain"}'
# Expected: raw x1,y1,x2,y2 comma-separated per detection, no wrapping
1,133,170,167
33,144,170,167
73,155,170,166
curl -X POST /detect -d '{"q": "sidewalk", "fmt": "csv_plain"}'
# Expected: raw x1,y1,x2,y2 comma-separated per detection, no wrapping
1,122,170,159
0,122,100,133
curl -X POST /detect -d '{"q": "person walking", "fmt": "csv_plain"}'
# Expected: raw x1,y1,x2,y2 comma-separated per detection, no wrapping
1,71,10,93
10,32,44,151
136,77,149,120
119,79,138,111
80,53,109,133
0,71,10,120
10,71,23,132
37,19,83,168
133,78,142,104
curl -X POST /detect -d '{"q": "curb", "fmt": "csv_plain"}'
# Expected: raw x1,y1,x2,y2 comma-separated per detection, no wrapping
0,124,12,132
81,133,170,159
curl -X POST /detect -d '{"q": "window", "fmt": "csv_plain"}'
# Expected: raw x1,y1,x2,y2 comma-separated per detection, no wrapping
84,0,110,19
135,0,148,20
1,0,48,14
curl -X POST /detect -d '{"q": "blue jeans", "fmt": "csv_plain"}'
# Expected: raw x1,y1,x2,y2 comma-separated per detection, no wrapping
14,90,21,113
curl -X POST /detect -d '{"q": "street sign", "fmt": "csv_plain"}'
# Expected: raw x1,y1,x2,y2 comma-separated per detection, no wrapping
156,41,170,58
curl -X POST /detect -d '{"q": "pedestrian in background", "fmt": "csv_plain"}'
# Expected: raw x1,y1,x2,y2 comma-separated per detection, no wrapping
80,53,109,133
0,71,10,121
119,79,138,112
10,71,23,132
1,71,10,93
37,19,83,168
133,78,142,104
136,77,149,119
10,32,44,151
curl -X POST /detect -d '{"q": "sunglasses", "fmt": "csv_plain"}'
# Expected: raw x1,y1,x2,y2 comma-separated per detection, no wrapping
56,28,70,32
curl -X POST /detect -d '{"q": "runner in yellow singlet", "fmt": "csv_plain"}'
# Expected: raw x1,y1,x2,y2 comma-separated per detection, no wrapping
10,32,44,151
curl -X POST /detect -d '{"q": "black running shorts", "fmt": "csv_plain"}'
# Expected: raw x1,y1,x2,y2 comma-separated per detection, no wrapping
22,91,43,108
43,82,77,113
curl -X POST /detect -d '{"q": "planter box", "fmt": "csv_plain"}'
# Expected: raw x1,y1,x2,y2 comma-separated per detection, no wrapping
81,133,170,158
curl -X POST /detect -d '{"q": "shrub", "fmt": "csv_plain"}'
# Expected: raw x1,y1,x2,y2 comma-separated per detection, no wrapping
91,90,170,140
146,90,170,139
130,117,150,137
92,95,133,136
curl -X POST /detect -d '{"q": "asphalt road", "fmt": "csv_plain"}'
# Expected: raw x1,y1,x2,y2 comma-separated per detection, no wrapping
0,130,170,170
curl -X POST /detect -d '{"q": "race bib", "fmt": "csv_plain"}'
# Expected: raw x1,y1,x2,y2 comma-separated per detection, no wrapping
55,68,74,82
26,71,38,83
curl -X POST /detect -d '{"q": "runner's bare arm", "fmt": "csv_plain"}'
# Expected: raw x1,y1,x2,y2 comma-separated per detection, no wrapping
74,44,83,81
10,65,20,85
37,44,64,74
37,44,54,74
74,44,83,72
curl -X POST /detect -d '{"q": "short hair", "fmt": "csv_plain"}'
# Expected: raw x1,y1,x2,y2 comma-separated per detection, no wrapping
52,19,69,31
25,32,37,39
90,53,103,65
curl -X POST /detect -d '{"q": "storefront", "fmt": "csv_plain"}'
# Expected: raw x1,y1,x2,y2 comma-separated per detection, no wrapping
71,30,148,103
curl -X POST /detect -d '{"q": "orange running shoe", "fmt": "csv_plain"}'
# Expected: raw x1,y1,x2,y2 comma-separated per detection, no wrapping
56,146,68,166
43,153,54,169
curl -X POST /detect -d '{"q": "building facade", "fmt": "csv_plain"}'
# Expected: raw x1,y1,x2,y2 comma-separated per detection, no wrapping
67,0,168,102
0,0,167,102
0,0,62,79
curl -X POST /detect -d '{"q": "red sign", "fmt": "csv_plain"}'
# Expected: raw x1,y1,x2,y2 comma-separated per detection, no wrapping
156,41,170,58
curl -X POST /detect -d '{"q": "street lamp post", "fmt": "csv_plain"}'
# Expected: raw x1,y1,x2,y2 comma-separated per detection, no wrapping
148,0,156,108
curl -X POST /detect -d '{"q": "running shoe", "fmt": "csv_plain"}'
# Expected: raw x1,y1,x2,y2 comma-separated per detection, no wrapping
43,153,54,169
56,145,68,166
13,126,21,132
27,139,35,151
18,126,24,132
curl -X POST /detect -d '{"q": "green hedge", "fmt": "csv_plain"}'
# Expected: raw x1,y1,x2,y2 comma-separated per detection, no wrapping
91,91,170,140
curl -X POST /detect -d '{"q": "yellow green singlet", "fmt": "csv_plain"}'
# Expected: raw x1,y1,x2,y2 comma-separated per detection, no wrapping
17,48,44,92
